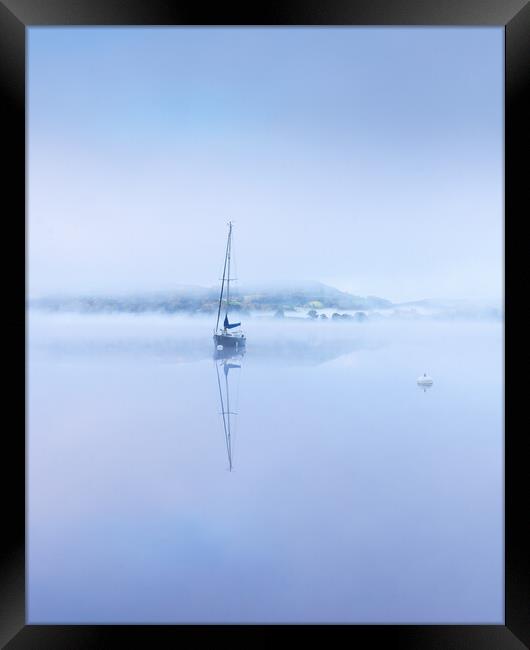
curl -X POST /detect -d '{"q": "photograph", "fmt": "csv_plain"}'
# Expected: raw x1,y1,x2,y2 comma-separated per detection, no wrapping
26,26,504,624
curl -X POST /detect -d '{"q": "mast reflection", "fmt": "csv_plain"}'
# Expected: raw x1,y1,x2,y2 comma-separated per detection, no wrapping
214,347,245,471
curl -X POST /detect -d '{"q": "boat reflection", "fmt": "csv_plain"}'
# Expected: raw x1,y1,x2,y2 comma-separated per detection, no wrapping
214,348,245,471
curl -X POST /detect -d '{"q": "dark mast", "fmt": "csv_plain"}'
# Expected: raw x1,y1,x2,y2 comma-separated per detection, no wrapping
215,221,240,333
215,221,232,333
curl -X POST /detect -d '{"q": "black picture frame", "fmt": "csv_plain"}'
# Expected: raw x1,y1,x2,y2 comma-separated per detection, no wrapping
1,1,527,646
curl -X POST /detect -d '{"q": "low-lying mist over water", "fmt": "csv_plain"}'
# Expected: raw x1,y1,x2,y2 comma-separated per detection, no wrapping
28,311,503,623
28,282,503,323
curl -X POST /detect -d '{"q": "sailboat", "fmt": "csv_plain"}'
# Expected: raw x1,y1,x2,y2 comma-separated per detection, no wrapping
213,221,246,351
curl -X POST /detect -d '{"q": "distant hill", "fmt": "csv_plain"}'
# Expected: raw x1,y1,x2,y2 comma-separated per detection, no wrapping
232,282,393,311
393,297,501,310
391,297,503,321
28,282,393,314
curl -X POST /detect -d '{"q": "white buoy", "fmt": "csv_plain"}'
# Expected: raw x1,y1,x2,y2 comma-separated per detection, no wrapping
217,344,224,351
417,373,433,386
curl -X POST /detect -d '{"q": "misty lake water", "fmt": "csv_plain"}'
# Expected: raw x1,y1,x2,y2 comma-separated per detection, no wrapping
27,312,503,623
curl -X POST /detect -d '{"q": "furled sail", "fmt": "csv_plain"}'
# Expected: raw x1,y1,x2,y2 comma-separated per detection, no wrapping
224,315,241,329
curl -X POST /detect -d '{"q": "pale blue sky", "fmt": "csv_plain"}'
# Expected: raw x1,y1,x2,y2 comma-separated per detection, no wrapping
28,27,503,302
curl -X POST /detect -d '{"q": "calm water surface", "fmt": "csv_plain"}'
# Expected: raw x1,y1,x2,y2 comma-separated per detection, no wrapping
28,313,503,623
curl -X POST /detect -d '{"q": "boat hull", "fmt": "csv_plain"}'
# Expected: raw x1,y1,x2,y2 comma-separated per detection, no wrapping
214,333,246,350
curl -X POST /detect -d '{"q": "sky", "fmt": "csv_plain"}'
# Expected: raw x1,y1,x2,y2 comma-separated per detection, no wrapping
28,27,503,303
